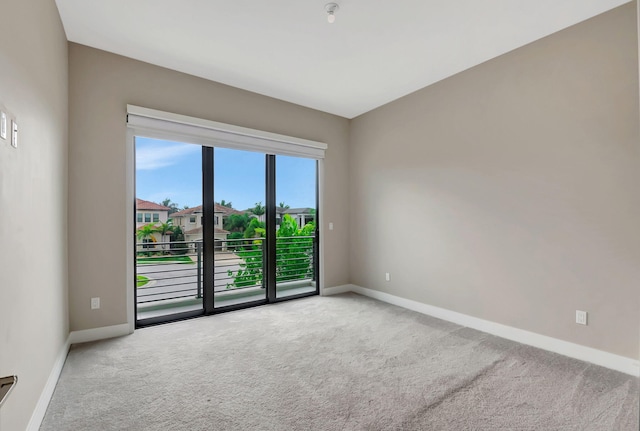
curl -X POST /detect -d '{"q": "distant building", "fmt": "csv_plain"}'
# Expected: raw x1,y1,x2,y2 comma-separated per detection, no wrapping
135,198,171,245
172,204,244,249
245,207,316,229
277,207,315,229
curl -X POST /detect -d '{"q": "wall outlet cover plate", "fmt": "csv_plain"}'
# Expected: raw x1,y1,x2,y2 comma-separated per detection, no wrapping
0,112,6,140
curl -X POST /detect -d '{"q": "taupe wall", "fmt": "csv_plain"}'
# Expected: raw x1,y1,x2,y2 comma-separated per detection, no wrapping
637,0,640,370
0,0,69,429
68,44,350,331
350,3,640,359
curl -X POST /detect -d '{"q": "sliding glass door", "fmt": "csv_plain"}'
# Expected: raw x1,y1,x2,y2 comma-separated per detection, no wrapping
135,137,204,323
275,155,318,299
134,137,318,326
212,147,267,308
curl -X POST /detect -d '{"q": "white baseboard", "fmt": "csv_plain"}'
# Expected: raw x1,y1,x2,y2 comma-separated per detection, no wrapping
345,284,639,377
321,284,353,296
22,288,637,431
68,323,132,345
26,323,134,430
26,338,70,431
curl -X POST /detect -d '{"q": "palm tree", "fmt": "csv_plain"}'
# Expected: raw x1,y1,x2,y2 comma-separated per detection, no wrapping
278,202,290,209
155,220,174,250
162,198,180,215
252,202,265,216
136,224,159,249
219,199,233,208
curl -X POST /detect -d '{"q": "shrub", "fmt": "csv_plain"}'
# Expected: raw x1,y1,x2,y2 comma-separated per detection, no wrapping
170,229,190,255
227,214,315,289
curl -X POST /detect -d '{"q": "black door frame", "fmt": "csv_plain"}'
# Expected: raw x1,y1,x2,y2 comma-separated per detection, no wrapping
136,145,319,327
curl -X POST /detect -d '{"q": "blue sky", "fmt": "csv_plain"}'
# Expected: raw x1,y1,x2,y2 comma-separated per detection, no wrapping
135,137,316,210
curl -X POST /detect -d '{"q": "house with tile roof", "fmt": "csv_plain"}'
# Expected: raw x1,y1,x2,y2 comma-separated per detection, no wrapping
246,206,315,229
277,207,315,229
135,198,171,245
172,204,244,249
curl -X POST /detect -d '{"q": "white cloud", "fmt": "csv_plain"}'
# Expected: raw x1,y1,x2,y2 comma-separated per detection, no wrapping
136,143,199,170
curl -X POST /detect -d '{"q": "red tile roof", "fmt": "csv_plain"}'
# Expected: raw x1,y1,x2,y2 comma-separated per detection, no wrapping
172,205,202,217
172,204,244,217
217,204,244,216
136,198,171,211
184,227,229,235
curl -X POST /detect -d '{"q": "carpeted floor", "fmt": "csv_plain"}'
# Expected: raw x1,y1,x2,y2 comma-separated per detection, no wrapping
41,293,638,430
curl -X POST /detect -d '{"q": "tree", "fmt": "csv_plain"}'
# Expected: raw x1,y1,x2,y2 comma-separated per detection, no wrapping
244,218,265,239
226,231,245,251
136,224,158,242
278,202,290,209
224,213,250,233
225,217,265,288
169,225,189,255
228,214,315,289
252,202,265,216
161,198,180,215
218,199,233,208
275,215,315,283
156,220,174,249
227,237,264,289
136,224,159,252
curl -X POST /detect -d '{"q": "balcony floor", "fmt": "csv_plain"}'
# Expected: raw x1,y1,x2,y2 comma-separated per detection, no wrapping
137,284,316,321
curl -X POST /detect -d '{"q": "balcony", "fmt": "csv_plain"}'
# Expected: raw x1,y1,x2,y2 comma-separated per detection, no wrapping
135,236,316,320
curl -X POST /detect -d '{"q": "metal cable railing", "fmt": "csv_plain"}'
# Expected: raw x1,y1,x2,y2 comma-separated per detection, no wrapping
136,235,315,305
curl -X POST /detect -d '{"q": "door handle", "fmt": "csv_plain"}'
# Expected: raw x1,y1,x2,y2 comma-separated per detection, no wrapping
0,375,18,407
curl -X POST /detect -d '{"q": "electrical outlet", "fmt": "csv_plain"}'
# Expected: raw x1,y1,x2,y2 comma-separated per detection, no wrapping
576,310,587,325
91,297,101,310
385,272,390,282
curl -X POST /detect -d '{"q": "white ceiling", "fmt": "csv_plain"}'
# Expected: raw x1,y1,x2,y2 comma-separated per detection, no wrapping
55,0,630,119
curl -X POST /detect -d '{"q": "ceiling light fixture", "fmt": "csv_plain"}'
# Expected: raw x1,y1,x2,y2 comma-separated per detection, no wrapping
325,3,339,24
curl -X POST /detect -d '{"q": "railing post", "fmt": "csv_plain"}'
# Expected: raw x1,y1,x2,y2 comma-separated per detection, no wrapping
262,239,266,289
312,235,317,282
196,241,202,299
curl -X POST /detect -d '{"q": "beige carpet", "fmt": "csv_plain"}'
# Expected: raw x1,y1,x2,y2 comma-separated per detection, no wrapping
41,293,638,430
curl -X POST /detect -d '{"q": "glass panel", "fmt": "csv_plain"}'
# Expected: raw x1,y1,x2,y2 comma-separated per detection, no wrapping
275,156,317,298
213,148,267,308
135,137,203,321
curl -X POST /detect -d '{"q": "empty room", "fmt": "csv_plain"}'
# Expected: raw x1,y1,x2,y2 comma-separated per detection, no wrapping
1,0,639,430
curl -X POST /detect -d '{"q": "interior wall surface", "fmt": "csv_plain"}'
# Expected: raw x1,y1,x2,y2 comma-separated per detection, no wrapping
349,3,640,359
68,43,350,331
0,0,69,429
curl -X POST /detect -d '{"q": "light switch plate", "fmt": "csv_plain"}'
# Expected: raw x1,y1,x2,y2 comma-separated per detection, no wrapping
0,112,6,140
11,120,17,148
